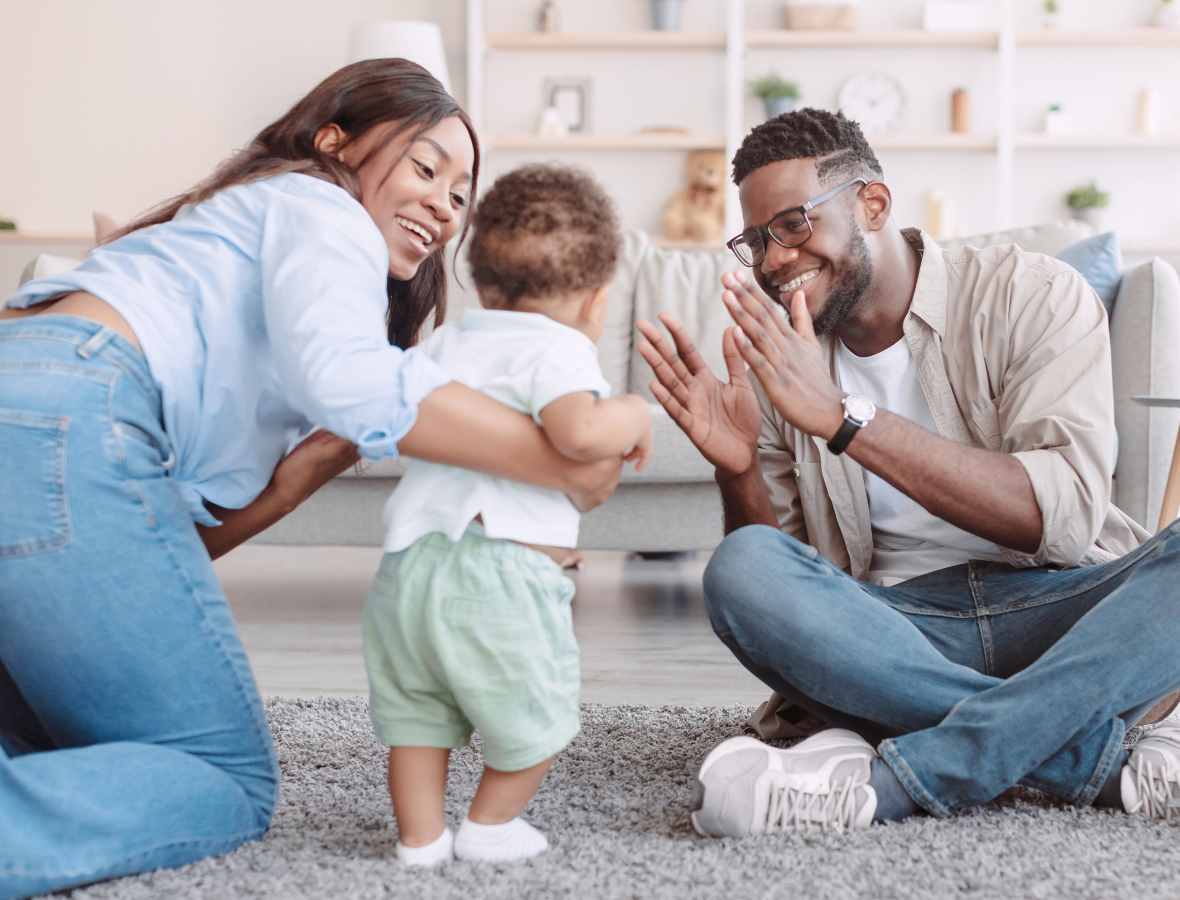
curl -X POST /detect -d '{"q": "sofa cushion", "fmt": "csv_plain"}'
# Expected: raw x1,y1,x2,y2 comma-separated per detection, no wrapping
627,241,740,401
940,219,1095,256
599,230,649,398
1055,232,1123,312
1110,257,1180,528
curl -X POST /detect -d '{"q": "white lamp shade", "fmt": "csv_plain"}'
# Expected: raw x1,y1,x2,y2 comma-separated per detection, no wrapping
347,21,452,94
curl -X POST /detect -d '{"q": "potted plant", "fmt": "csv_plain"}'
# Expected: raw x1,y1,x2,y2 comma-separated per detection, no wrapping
1154,0,1180,28
750,73,801,120
1066,179,1109,229
0,219,15,231
651,0,684,31
1042,0,1061,29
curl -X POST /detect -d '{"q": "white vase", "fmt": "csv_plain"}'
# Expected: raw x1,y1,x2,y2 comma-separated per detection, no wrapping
652,0,683,31
763,97,798,119
1071,207,1105,230
1154,2,1180,27
1042,11,1061,29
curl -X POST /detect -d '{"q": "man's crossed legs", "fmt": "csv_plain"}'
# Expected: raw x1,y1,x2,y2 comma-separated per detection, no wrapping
693,521,1180,830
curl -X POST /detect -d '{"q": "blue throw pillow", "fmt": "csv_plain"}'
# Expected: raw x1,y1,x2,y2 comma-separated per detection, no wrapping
1055,231,1123,313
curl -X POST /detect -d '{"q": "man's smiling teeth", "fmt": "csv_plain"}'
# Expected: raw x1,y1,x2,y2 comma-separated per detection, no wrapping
780,270,819,294
396,217,433,245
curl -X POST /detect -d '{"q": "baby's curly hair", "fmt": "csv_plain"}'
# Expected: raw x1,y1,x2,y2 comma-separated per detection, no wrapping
468,164,621,306
731,108,883,187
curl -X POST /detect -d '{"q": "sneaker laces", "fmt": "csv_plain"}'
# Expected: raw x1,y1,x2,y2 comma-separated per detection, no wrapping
1129,756,1180,820
763,769,869,834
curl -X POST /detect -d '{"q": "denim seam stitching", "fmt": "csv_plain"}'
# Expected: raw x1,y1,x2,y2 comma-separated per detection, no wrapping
878,739,952,818
1073,717,1126,807
0,327,153,394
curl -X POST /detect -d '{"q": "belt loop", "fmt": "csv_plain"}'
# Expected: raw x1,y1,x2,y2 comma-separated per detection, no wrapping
76,326,116,359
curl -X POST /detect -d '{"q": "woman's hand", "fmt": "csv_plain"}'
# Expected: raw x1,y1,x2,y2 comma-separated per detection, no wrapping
196,429,359,560
270,428,362,514
636,312,762,477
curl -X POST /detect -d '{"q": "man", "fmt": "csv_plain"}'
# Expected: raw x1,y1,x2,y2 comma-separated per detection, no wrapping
637,109,1180,834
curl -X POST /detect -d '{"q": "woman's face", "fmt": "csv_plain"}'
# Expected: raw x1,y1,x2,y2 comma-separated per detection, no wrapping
326,116,475,280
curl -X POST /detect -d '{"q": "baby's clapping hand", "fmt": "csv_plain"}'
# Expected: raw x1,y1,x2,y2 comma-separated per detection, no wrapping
624,421,655,472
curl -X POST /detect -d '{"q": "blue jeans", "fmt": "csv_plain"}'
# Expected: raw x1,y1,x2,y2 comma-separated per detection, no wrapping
703,524,1180,817
0,317,278,899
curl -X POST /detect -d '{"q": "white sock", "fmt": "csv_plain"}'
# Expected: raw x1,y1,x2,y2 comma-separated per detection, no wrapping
396,826,454,866
454,816,549,862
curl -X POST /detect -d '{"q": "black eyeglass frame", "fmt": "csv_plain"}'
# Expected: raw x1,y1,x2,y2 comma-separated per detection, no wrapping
726,178,869,267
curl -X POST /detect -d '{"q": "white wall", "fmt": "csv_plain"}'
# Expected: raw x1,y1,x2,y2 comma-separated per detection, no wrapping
2,0,1178,244
0,1,466,234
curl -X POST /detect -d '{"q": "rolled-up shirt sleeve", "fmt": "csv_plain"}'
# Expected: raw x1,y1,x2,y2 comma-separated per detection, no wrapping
998,268,1115,567
259,190,452,459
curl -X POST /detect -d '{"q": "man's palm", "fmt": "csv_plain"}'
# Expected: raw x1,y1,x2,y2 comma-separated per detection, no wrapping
636,317,762,476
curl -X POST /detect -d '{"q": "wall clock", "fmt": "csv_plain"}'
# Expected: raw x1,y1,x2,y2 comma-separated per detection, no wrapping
838,71,906,134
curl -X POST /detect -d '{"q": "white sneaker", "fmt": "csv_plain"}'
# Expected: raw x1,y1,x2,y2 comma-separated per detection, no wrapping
1123,722,1180,820
690,729,878,836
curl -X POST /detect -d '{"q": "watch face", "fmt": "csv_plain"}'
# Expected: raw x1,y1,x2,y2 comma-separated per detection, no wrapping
844,395,876,424
838,71,906,135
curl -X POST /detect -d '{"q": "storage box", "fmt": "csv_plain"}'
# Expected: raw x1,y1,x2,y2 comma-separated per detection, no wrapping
922,1,992,31
783,5,858,30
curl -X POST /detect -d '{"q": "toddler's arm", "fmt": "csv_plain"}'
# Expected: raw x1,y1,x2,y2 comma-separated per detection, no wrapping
539,392,654,470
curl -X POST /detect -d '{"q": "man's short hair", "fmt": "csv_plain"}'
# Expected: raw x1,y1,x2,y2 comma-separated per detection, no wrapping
731,108,884,188
468,163,620,305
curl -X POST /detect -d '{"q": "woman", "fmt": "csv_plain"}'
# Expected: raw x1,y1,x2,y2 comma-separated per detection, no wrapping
0,60,619,898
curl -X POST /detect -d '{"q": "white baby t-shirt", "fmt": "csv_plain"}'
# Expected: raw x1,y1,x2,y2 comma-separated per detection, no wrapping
382,308,611,552
835,336,1007,586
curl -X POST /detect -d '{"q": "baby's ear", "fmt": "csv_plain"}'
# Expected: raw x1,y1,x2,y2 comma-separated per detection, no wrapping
581,283,611,321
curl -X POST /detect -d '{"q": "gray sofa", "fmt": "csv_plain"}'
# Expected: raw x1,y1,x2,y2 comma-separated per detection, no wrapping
13,221,1180,549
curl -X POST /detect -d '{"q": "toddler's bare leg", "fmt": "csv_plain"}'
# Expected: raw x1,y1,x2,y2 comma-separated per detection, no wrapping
387,746,450,846
467,755,555,824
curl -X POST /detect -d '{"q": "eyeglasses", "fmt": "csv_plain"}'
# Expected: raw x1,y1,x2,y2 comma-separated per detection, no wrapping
726,178,868,267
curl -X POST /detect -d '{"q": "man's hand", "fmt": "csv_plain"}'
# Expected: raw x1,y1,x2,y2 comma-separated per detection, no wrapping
721,271,846,440
636,313,762,476
270,428,362,514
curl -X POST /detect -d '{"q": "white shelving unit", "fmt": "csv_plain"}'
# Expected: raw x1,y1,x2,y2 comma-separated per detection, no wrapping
466,0,1180,242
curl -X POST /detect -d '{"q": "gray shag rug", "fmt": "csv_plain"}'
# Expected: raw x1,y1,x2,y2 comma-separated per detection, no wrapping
50,697,1177,900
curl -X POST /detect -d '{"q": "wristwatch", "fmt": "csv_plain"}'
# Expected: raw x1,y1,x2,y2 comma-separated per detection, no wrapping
826,394,877,456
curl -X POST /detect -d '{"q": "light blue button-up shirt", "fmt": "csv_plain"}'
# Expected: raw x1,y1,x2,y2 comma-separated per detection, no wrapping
5,173,453,525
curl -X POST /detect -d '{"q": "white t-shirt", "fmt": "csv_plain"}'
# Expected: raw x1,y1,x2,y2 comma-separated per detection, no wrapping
835,336,1007,586
382,308,611,553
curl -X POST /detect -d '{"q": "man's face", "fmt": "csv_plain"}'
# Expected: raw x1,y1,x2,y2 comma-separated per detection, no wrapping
737,158,874,335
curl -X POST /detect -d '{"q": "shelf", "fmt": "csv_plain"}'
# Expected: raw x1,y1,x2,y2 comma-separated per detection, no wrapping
1122,237,1180,253
484,31,725,50
1016,28,1180,46
484,133,726,151
1015,134,1180,150
486,27,1180,51
745,29,998,48
868,133,997,151
0,233,93,243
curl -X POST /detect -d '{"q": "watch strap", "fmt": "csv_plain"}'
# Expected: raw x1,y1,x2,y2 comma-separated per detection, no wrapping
826,417,862,456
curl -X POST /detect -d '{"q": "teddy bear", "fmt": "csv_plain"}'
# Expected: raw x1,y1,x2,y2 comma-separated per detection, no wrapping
661,149,727,242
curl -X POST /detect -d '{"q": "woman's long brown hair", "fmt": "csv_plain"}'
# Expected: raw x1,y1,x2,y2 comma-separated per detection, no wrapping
114,58,479,349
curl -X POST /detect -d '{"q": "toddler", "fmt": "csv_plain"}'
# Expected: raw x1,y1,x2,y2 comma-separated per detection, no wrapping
362,164,654,866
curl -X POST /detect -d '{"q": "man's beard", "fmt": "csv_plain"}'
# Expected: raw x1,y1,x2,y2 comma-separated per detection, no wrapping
809,224,874,336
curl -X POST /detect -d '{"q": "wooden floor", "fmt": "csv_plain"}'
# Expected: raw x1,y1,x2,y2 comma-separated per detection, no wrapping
215,545,767,707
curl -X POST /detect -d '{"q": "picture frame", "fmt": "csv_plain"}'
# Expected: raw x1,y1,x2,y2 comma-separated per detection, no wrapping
542,77,592,133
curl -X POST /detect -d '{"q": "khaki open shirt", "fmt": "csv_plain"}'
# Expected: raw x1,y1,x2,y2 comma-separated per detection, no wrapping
755,228,1150,581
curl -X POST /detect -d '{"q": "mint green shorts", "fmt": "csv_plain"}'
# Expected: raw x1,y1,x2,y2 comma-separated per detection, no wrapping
362,530,580,772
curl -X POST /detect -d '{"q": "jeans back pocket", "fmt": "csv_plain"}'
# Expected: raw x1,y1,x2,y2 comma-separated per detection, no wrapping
0,409,72,557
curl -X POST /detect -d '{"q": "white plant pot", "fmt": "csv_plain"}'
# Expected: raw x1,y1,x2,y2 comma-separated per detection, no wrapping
1154,3,1180,27
652,0,683,31
1042,11,1061,29
763,97,798,119
1071,207,1106,230
1044,109,1070,135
